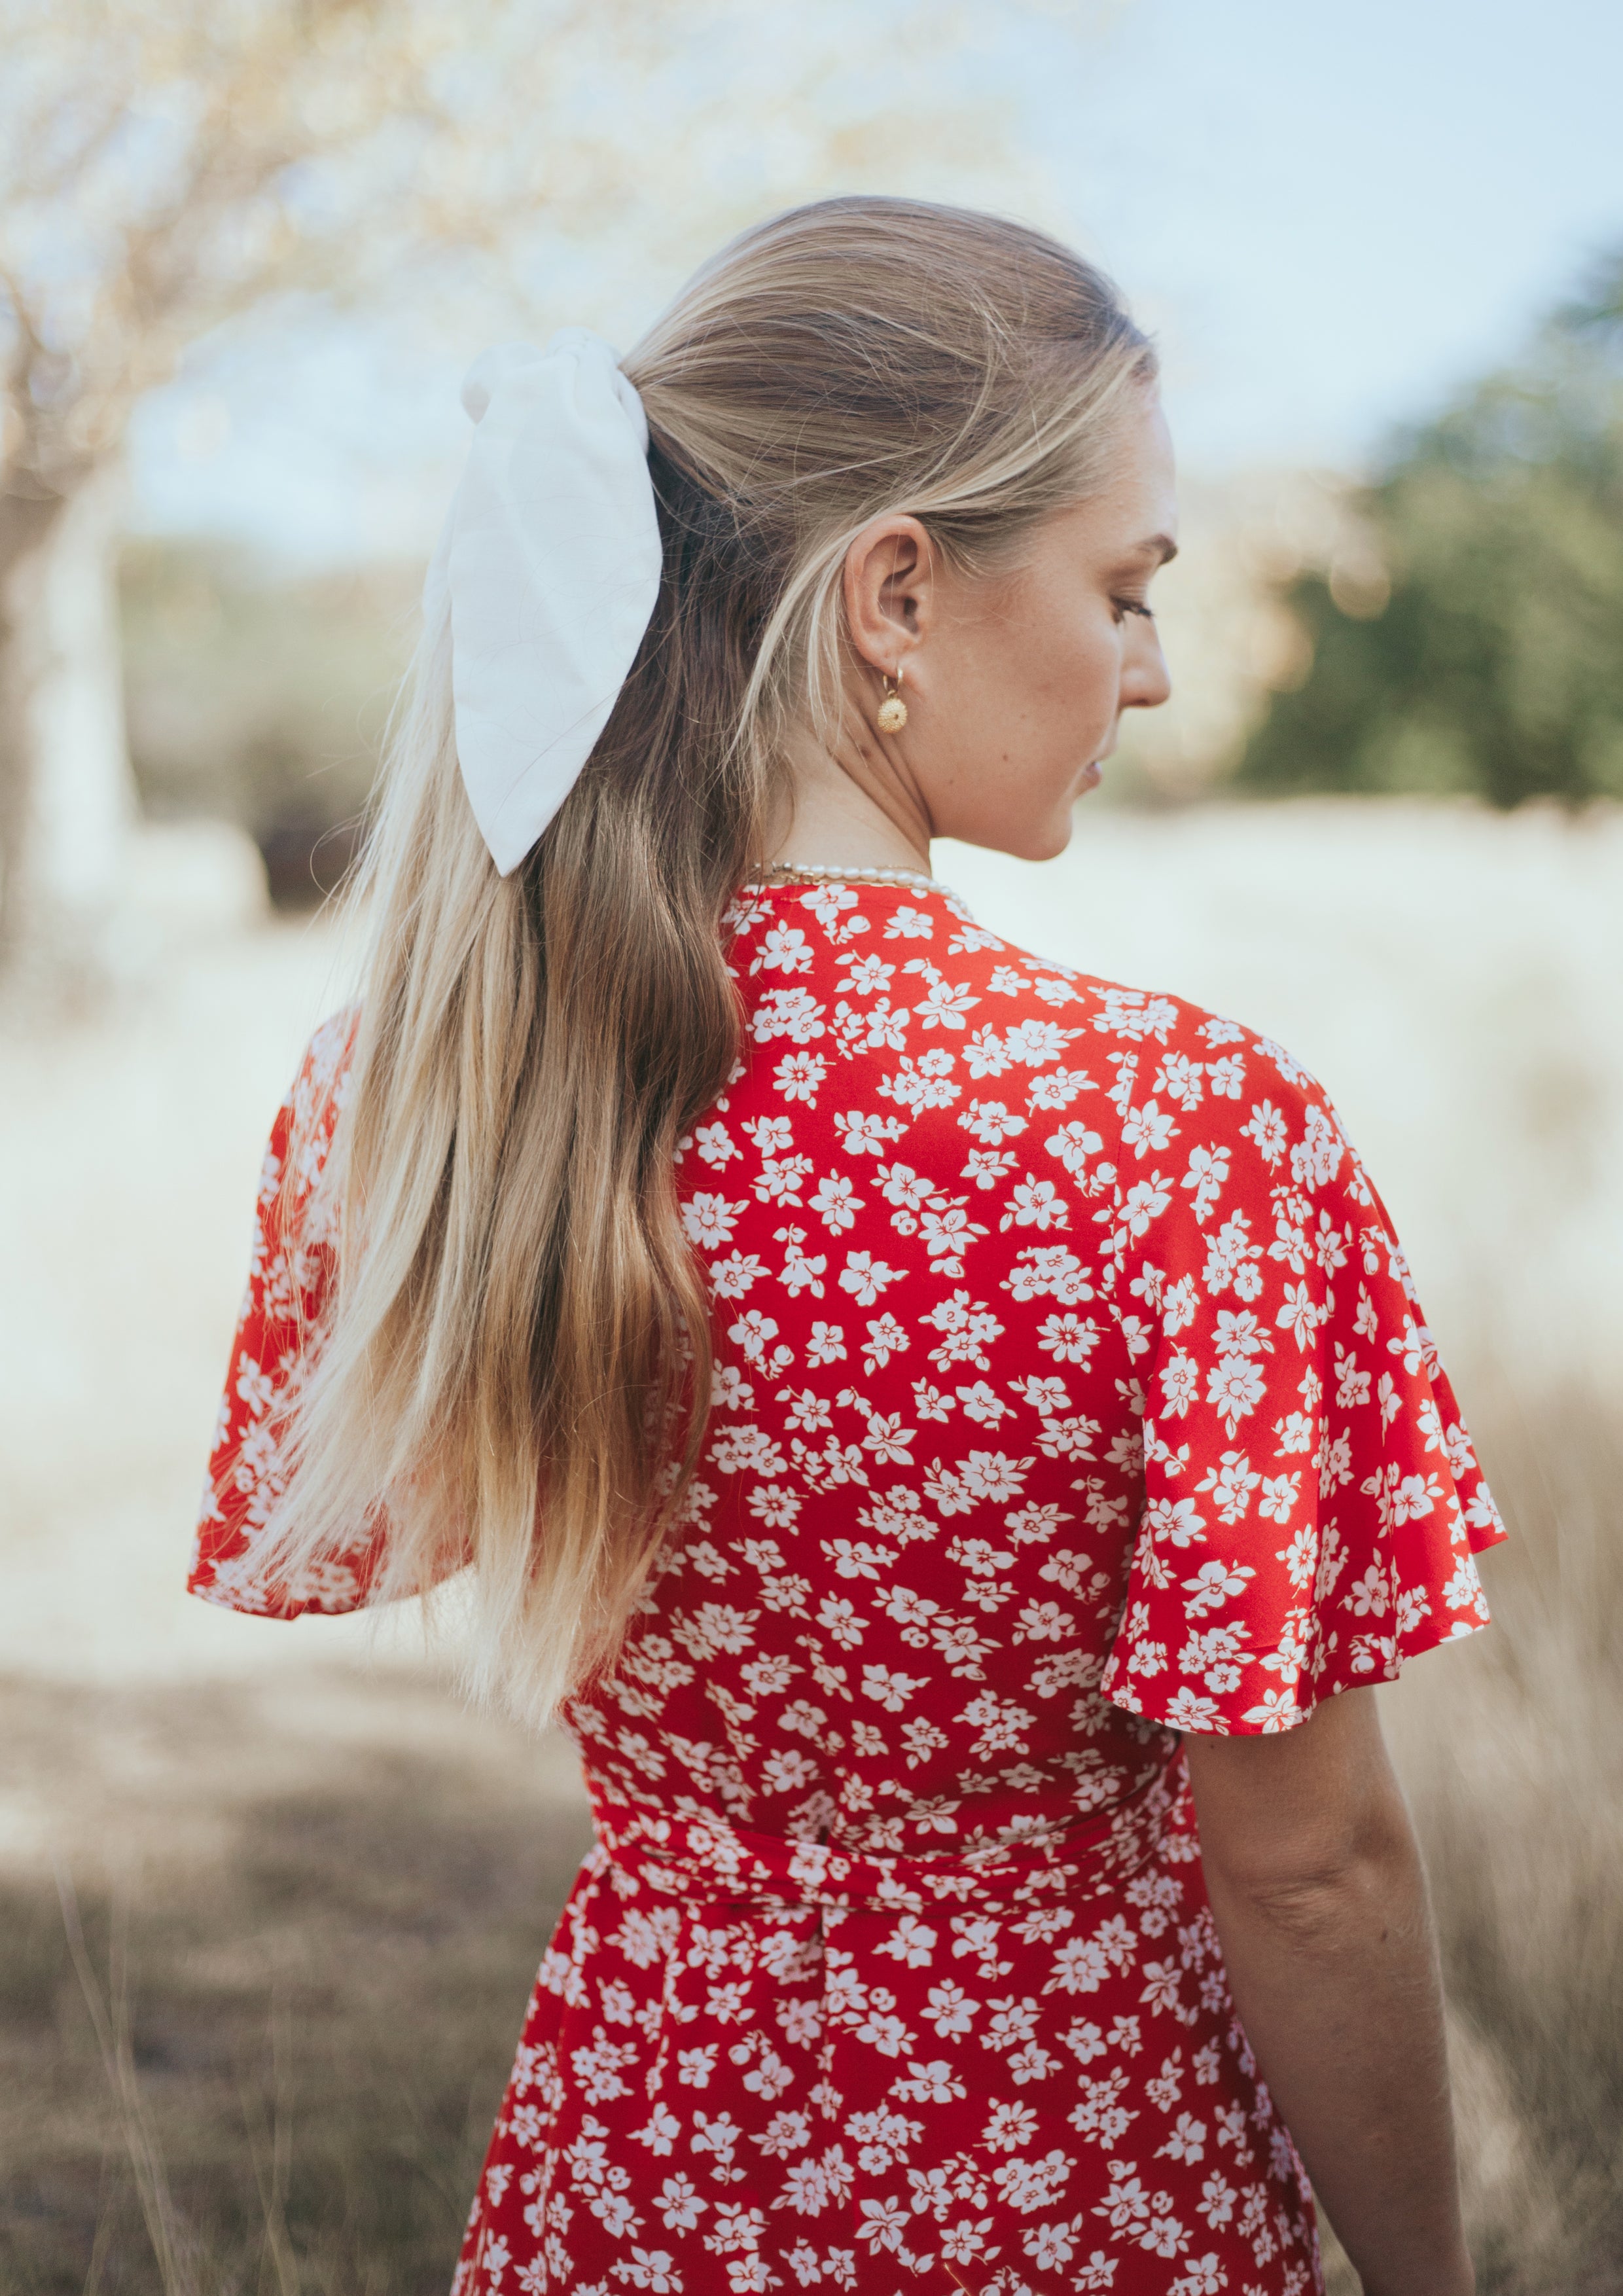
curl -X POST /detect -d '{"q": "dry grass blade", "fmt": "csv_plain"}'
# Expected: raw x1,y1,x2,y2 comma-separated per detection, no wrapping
81,2152,120,2296
52,1863,200,2296
240,1992,302,2296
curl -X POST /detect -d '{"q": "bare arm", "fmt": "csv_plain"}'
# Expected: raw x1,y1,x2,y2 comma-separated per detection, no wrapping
1182,1688,1473,2296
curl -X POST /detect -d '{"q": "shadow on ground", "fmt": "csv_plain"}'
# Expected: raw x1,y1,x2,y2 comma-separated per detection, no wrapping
0,1674,592,2294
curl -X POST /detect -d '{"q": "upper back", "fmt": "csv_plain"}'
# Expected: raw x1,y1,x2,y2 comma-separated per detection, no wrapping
568,875,1182,1851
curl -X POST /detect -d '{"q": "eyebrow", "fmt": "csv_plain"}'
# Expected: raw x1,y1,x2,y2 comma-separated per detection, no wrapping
1137,533,1179,565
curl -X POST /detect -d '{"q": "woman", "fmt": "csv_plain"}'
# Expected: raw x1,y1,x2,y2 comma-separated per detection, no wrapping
190,198,1501,2295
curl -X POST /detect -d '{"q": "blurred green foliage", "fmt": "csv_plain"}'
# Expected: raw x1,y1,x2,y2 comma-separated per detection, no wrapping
120,541,418,902
1238,253,1623,808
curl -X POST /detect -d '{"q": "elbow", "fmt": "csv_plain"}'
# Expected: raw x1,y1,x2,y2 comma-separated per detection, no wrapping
1211,1861,1387,1948
1202,1808,1419,1942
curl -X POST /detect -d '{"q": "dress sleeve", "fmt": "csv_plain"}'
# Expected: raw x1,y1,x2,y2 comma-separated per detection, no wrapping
187,1011,387,1618
1099,1023,1507,1735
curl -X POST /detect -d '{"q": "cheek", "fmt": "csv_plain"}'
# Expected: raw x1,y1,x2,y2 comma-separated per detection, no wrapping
961,603,1115,732
1058,609,1122,701
1020,611,1120,753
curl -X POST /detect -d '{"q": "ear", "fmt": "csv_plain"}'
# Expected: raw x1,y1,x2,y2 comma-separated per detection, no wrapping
842,514,937,677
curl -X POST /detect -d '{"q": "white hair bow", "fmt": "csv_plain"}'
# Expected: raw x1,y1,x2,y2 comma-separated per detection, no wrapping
422,330,664,875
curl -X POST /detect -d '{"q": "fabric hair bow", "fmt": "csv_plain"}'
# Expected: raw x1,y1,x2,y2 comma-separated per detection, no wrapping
422,330,664,875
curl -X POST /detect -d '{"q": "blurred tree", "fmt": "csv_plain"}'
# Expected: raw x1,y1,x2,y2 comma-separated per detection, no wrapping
120,537,418,905
0,0,1065,980
1235,250,1623,810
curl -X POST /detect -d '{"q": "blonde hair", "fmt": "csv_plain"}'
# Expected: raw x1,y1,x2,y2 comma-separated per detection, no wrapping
268,196,1156,1725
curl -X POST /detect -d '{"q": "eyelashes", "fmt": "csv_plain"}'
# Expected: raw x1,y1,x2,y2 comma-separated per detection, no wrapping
1114,598,1156,622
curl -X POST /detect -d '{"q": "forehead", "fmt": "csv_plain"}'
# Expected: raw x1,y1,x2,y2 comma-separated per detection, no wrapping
1106,391,1177,521
1050,397,1177,559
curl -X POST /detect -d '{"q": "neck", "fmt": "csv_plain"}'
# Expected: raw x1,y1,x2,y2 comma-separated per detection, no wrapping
765,722,933,876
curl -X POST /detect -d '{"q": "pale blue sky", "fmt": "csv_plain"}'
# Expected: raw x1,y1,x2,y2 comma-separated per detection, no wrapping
1047,0,1623,466
130,0,1623,565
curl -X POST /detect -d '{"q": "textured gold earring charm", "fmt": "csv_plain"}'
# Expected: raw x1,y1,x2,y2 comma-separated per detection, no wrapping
877,672,908,734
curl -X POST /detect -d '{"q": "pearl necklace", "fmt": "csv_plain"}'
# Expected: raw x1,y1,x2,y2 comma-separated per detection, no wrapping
745,859,965,905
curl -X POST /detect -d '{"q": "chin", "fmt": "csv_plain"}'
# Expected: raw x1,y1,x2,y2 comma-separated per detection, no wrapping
963,813,1075,865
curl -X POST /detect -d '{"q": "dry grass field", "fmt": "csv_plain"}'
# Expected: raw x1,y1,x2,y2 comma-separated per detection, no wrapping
2,801,1620,2293
0,1675,592,2295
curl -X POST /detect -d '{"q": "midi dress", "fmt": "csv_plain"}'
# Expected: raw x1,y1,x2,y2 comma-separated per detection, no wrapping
189,874,1507,2296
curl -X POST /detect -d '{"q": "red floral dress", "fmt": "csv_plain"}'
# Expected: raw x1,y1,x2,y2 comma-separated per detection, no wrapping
190,877,1505,2296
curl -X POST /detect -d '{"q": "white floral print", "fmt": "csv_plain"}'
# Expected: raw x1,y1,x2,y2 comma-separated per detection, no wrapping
190,881,1505,2295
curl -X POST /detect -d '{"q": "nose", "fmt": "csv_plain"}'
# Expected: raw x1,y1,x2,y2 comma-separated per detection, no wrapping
1123,620,1172,714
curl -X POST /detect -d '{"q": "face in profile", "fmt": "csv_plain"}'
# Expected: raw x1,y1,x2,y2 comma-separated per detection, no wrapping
840,386,1177,861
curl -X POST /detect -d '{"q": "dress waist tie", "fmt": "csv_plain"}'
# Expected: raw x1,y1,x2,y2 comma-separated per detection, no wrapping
588,1752,1185,1918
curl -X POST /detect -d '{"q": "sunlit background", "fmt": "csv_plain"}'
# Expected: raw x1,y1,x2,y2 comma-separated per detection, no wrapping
3,1,1621,2288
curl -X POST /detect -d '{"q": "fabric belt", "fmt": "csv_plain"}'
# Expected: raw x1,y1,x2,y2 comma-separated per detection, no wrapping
589,1754,1184,1918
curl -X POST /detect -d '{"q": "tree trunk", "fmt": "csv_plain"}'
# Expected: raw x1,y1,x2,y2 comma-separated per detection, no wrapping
0,465,137,992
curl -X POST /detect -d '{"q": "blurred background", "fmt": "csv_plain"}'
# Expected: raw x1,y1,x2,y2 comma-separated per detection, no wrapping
3,1,1621,2289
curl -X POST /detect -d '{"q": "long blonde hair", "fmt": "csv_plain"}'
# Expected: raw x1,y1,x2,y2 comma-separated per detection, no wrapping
270,196,1156,1725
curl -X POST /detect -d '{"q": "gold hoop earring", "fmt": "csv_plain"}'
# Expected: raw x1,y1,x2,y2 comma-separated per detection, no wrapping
876,670,908,734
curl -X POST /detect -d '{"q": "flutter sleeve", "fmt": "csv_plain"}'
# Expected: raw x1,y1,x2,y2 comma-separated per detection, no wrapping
1099,1014,1507,1734
187,1011,387,1617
